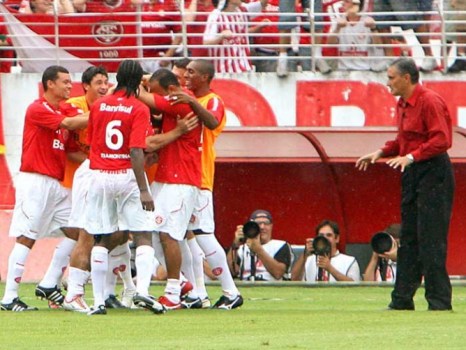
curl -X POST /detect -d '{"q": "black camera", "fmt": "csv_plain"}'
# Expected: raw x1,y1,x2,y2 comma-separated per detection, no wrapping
371,232,393,254
239,221,260,243
312,236,331,256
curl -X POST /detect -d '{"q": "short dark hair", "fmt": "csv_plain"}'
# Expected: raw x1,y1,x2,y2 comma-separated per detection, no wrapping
390,58,419,84
315,220,340,236
150,68,180,90
173,58,192,70
82,65,108,85
42,65,69,92
115,60,143,98
193,59,215,82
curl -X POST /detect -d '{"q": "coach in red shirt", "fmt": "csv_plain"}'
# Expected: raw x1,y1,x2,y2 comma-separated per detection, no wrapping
356,58,454,311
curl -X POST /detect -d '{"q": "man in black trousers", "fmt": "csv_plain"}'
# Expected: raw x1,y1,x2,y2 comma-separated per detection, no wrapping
356,57,455,311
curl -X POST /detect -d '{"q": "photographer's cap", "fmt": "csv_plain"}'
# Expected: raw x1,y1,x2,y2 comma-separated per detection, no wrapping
249,209,273,223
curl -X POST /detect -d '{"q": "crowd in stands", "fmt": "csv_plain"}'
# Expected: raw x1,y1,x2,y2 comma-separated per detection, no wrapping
0,0,465,74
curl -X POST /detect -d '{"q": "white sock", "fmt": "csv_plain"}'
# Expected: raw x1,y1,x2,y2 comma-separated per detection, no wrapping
179,239,198,299
164,278,181,303
196,234,239,298
90,246,108,308
187,237,208,299
2,243,30,304
66,267,90,300
314,45,322,58
135,245,155,297
40,237,76,288
117,243,136,292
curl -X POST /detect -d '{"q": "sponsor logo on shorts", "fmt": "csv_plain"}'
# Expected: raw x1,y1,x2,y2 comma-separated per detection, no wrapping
14,277,21,283
155,216,164,225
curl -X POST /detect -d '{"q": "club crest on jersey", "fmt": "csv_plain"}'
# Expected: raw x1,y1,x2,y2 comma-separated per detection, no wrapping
212,267,223,276
93,21,124,45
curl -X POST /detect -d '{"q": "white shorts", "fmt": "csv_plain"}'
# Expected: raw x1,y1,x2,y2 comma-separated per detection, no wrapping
9,172,71,240
68,159,91,228
84,169,155,234
151,181,198,241
189,189,215,233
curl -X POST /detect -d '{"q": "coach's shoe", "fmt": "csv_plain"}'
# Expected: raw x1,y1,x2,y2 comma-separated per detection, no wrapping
158,296,181,310
87,305,107,316
180,280,193,300
201,297,211,309
121,288,137,309
133,294,166,314
105,294,126,309
63,295,90,313
1,297,38,312
35,285,65,306
181,296,203,309
212,295,244,310
386,302,415,311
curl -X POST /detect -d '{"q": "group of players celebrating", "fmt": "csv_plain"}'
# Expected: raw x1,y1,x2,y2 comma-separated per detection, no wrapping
1,59,243,315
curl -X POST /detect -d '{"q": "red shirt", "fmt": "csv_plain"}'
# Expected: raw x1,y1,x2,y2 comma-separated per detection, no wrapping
20,98,80,180
81,0,134,12
185,0,214,57
381,84,452,162
250,0,280,49
153,93,202,187
88,90,151,170
141,1,181,59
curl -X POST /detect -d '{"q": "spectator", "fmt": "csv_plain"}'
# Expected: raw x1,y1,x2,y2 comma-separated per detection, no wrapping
445,0,466,72
291,220,361,282
363,223,400,282
227,209,294,281
19,0,75,14
372,0,437,71
183,0,215,58
0,18,13,73
248,0,281,72
326,0,386,71
139,0,182,73
276,0,332,76
203,0,268,73
72,0,138,12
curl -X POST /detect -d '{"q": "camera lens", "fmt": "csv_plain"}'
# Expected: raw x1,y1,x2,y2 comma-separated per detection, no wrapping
371,232,393,254
242,221,260,239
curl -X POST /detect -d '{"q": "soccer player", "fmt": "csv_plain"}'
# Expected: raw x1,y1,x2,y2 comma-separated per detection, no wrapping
172,59,243,309
85,60,164,315
0,65,88,312
138,68,204,310
61,66,136,312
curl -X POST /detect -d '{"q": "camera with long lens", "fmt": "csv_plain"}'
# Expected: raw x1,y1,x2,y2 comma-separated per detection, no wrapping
239,221,260,243
371,232,393,254
312,236,331,256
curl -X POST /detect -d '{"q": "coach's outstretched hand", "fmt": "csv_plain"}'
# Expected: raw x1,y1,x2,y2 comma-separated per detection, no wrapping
356,149,384,171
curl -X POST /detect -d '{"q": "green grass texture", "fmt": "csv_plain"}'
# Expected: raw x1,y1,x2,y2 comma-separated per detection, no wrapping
1,283,466,349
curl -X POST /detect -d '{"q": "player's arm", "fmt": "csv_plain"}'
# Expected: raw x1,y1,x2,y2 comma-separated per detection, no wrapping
60,112,90,130
130,147,154,211
169,92,219,129
67,150,87,164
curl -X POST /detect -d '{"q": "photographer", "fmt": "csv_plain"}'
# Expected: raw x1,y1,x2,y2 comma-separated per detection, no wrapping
363,224,400,282
291,220,360,282
227,210,293,281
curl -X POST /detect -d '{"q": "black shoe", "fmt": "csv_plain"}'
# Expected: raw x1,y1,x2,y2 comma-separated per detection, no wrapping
1,297,38,312
35,285,65,305
133,293,166,314
212,295,243,310
387,302,414,311
448,58,466,73
105,295,126,309
87,305,107,316
180,296,203,309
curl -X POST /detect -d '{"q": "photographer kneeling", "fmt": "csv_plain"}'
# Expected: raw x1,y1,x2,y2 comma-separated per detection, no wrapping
227,210,293,281
363,223,400,282
291,220,360,282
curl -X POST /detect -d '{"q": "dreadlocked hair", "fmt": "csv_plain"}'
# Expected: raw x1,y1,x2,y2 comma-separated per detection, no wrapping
115,60,143,98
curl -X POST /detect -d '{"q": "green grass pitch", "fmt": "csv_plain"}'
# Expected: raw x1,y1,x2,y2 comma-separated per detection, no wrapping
1,283,466,349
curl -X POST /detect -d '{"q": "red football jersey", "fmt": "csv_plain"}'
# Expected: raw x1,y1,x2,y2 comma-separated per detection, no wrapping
20,98,80,181
88,90,151,170
81,0,134,12
153,93,202,187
